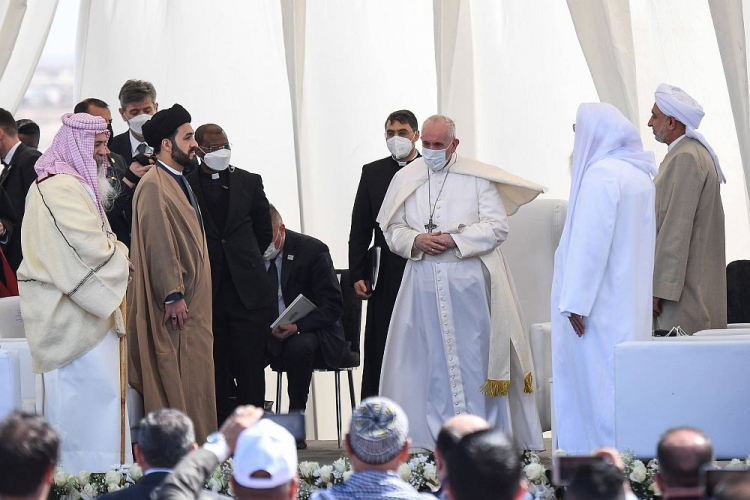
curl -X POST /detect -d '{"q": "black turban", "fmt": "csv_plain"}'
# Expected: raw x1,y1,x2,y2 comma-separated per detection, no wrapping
142,103,191,150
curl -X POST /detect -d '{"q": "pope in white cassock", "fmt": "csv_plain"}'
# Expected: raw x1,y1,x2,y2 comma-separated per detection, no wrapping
18,113,131,473
377,115,546,450
552,103,656,454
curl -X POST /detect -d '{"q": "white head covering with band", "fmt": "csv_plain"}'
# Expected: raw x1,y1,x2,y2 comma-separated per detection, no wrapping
654,83,726,183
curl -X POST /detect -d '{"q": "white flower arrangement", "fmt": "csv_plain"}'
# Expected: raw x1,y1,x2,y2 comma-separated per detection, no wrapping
521,452,556,500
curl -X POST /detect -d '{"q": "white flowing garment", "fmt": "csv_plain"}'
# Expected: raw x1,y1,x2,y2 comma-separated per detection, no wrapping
39,329,132,474
380,166,541,450
552,103,656,453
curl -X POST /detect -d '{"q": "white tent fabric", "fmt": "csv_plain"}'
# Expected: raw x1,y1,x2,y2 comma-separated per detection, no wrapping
567,0,640,125
0,0,58,112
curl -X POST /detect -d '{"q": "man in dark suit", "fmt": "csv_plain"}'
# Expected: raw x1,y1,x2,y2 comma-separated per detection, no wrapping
0,108,41,271
348,109,419,398
186,124,274,423
100,409,197,500
16,119,40,150
75,98,154,248
267,205,346,428
109,79,158,165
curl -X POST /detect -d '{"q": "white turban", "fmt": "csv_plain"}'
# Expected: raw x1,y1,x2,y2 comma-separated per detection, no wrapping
654,83,726,183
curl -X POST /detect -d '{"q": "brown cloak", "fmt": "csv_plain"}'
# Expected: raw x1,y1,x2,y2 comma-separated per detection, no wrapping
127,166,217,441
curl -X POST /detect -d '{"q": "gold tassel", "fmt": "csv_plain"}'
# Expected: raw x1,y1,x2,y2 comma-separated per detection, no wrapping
524,372,534,394
480,379,510,397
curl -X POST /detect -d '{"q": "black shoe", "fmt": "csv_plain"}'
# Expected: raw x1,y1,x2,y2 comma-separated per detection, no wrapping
296,440,307,450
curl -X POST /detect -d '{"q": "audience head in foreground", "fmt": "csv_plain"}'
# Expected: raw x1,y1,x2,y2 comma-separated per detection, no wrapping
232,419,299,500
136,409,197,471
656,426,714,498
345,396,410,470
445,429,525,500
714,473,750,500
0,411,59,500
435,414,490,483
566,461,627,500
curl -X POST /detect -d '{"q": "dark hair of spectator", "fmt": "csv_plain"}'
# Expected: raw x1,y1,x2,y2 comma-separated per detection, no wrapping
0,411,59,496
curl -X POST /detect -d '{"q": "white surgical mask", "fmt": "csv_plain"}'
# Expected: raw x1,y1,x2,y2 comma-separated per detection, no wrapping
202,148,231,171
263,241,280,261
386,134,415,160
128,114,152,136
422,146,449,170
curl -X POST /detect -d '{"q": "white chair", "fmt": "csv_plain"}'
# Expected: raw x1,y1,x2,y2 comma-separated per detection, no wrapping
0,296,24,338
614,339,750,459
693,328,750,337
503,199,567,431
0,339,36,413
0,349,22,419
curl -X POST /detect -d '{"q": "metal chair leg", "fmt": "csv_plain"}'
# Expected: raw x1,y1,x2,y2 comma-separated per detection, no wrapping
335,371,342,449
347,370,356,409
276,372,283,414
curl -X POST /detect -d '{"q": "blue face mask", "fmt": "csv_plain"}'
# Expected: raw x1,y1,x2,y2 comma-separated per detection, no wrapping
422,146,449,170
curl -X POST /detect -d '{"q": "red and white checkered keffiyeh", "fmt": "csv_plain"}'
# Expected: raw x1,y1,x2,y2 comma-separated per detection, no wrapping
35,113,110,221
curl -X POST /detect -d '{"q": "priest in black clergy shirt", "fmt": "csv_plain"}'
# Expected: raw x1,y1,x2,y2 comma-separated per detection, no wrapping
348,109,419,398
185,124,274,424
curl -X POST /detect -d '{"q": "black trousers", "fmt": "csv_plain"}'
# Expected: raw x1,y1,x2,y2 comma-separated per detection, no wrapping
273,332,325,412
213,278,271,423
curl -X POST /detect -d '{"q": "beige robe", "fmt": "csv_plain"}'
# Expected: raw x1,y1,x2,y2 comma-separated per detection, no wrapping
128,166,217,442
654,137,727,334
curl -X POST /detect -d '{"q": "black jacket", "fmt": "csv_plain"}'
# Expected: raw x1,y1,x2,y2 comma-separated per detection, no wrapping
109,131,135,165
269,229,346,368
0,142,40,270
105,152,136,248
99,471,170,500
186,166,273,311
0,186,18,253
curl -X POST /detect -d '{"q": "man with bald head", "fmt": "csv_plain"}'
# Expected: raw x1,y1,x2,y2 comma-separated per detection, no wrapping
377,115,544,451
655,427,714,500
648,85,727,334
432,415,490,499
186,124,273,423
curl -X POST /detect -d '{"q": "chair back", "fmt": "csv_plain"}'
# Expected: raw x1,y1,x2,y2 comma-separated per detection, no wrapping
0,296,24,338
336,269,362,357
727,260,750,323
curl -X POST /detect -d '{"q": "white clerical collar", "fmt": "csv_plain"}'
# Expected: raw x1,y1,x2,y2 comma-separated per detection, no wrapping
667,134,686,152
145,468,173,475
158,160,183,176
3,140,21,165
129,130,152,156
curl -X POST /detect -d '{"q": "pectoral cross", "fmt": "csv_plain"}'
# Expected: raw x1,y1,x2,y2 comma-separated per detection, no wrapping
424,219,437,233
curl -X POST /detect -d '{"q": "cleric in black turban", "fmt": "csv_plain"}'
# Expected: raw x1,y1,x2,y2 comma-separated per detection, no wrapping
142,103,192,153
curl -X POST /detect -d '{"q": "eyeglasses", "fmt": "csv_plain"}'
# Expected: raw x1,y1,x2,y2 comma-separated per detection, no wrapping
198,143,232,154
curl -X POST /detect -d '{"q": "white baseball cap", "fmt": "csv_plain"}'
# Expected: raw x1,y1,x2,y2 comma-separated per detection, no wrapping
233,419,298,488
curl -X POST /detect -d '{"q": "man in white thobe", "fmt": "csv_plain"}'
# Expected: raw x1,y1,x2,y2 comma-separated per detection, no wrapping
18,113,131,473
377,115,545,450
552,103,656,454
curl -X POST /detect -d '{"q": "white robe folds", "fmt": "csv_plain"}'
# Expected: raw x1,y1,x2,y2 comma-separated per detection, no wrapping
378,155,545,450
551,159,655,454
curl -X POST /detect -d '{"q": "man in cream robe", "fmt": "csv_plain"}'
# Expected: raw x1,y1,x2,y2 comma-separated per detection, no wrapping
128,104,217,443
18,113,131,473
377,115,545,450
648,84,727,335
552,104,656,454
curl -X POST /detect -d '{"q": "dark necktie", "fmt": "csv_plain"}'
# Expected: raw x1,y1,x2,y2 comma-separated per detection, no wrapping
268,259,280,319
136,143,147,155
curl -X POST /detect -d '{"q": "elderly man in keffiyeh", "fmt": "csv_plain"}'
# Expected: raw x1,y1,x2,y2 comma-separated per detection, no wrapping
648,84,727,335
17,112,131,473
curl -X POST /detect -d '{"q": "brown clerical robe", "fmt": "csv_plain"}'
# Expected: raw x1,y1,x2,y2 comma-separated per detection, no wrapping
127,165,217,442
654,137,727,335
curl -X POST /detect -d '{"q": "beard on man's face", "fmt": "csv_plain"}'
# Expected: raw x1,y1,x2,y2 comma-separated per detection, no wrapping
95,155,117,210
170,140,200,171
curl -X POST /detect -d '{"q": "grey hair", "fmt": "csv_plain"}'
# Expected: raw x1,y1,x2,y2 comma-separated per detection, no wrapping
118,79,157,108
423,114,456,142
137,409,194,468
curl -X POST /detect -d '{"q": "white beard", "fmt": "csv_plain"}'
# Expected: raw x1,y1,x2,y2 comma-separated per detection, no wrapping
96,157,117,210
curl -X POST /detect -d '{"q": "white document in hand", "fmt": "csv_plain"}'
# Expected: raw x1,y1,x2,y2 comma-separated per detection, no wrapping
271,294,317,331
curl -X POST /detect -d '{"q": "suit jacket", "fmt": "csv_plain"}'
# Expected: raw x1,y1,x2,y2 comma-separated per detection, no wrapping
105,152,136,248
0,186,18,250
100,471,169,500
186,166,273,311
270,229,346,368
110,131,135,164
154,449,231,500
0,142,41,270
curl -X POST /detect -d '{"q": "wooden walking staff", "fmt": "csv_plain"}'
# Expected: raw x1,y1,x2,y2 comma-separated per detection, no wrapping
118,299,128,464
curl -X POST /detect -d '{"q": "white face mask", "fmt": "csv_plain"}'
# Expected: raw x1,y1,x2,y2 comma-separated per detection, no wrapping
422,146,450,170
128,113,152,136
386,134,415,160
202,148,231,171
263,241,280,261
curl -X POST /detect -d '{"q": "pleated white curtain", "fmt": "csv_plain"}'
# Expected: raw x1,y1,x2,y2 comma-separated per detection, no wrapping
0,0,59,112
